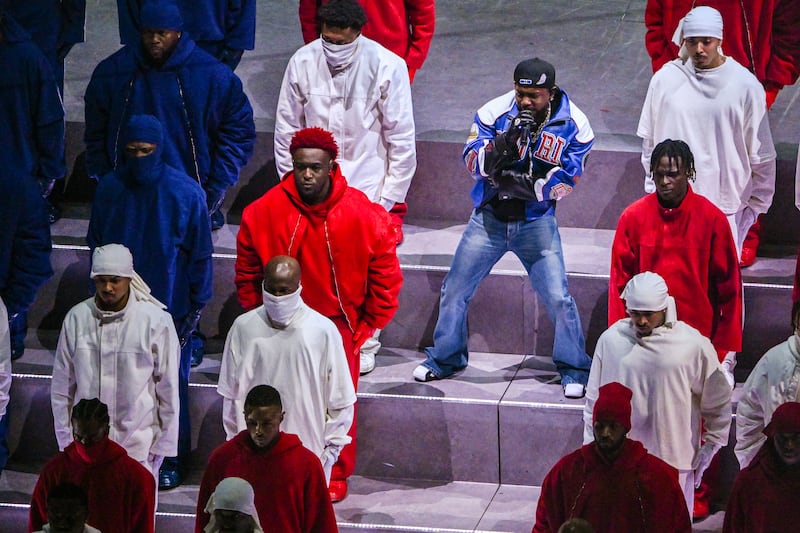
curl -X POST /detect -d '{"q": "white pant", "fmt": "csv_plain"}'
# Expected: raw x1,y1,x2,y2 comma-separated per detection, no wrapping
726,208,756,256
677,469,695,519
360,328,382,356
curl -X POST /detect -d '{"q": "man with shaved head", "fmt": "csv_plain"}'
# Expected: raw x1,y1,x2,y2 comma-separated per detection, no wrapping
220,255,356,484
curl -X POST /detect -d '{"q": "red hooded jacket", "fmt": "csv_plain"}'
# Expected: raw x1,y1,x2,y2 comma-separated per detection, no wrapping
235,164,402,338
29,439,155,533
195,431,337,533
533,439,690,533
723,438,800,533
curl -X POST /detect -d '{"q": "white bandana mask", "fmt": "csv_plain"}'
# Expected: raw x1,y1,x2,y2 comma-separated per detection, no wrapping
321,36,360,72
262,284,302,327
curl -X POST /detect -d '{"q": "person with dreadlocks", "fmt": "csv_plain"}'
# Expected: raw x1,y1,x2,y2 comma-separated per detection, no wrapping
235,126,401,502
534,382,690,533
609,139,741,364
51,243,179,481
29,398,156,533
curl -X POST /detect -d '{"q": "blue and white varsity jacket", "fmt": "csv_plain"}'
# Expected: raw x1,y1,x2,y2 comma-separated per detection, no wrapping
463,88,594,221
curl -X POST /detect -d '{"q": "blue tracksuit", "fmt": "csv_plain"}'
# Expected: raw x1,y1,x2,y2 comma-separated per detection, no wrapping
0,13,65,187
84,34,255,199
2,0,85,86
116,0,255,55
87,154,213,323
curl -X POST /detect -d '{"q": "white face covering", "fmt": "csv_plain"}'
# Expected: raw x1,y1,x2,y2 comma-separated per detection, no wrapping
262,284,303,327
321,35,360,72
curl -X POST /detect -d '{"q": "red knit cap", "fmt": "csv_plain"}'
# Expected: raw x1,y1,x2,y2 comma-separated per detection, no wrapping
764,402,800,437
593,382,633,431
289,127,339,160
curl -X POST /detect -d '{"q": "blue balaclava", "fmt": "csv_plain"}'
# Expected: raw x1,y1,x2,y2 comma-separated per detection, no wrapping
120,114,164,185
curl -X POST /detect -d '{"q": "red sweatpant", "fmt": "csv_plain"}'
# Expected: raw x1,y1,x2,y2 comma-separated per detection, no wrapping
330,316,361,482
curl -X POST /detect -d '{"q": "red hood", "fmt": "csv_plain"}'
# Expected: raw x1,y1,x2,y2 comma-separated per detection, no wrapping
64,438,129,466
232,430,304,457
281,163,349,222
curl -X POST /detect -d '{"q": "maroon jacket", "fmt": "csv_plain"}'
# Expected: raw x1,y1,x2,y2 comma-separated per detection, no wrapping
533,439,690,533
724,438,800,533
196,431,337,533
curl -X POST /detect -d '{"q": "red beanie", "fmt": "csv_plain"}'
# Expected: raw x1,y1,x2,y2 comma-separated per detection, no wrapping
593,382,633,431
764,402,800,437
289,127,338,160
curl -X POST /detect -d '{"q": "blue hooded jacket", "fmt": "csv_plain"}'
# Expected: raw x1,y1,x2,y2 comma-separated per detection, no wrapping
83,32,255,199
0,174,53,316
0,12,65,184
2,0,85,72
87,116,214,322
117,0,255,52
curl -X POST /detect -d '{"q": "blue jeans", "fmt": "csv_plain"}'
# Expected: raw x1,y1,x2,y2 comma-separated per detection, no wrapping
422,209,591,385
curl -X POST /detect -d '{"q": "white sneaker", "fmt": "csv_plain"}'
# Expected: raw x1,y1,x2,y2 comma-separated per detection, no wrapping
412,364,438,382
563,383,586,399
360,351,375,375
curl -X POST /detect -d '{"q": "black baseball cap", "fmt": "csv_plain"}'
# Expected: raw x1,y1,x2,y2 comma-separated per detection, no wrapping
514,58,556,89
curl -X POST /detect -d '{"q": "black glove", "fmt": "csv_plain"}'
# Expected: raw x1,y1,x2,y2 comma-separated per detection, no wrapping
56,43,75,63
37,178,57,199
176,307,203,349
206,189,225,215
219,48,244,70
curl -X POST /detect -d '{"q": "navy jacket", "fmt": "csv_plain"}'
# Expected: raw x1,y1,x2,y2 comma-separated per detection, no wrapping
0,175,53,316
0,14,65,183
116,0,255,51
87,156,213,322
84,35,255,197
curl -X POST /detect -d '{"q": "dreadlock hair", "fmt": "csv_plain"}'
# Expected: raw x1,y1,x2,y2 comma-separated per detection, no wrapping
244,385,283,412
48,482,89,508
791,300,800,333
71,398,110,425
289,127,339,160
650,139,696,181
316,0,367,31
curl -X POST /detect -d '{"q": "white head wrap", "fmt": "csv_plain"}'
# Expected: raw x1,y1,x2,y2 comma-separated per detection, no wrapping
671,6,724,63
203,477,264,533
90,244,167,310
621,271,677,325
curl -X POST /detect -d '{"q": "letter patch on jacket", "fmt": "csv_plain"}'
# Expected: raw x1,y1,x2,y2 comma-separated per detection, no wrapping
534,132,566,165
